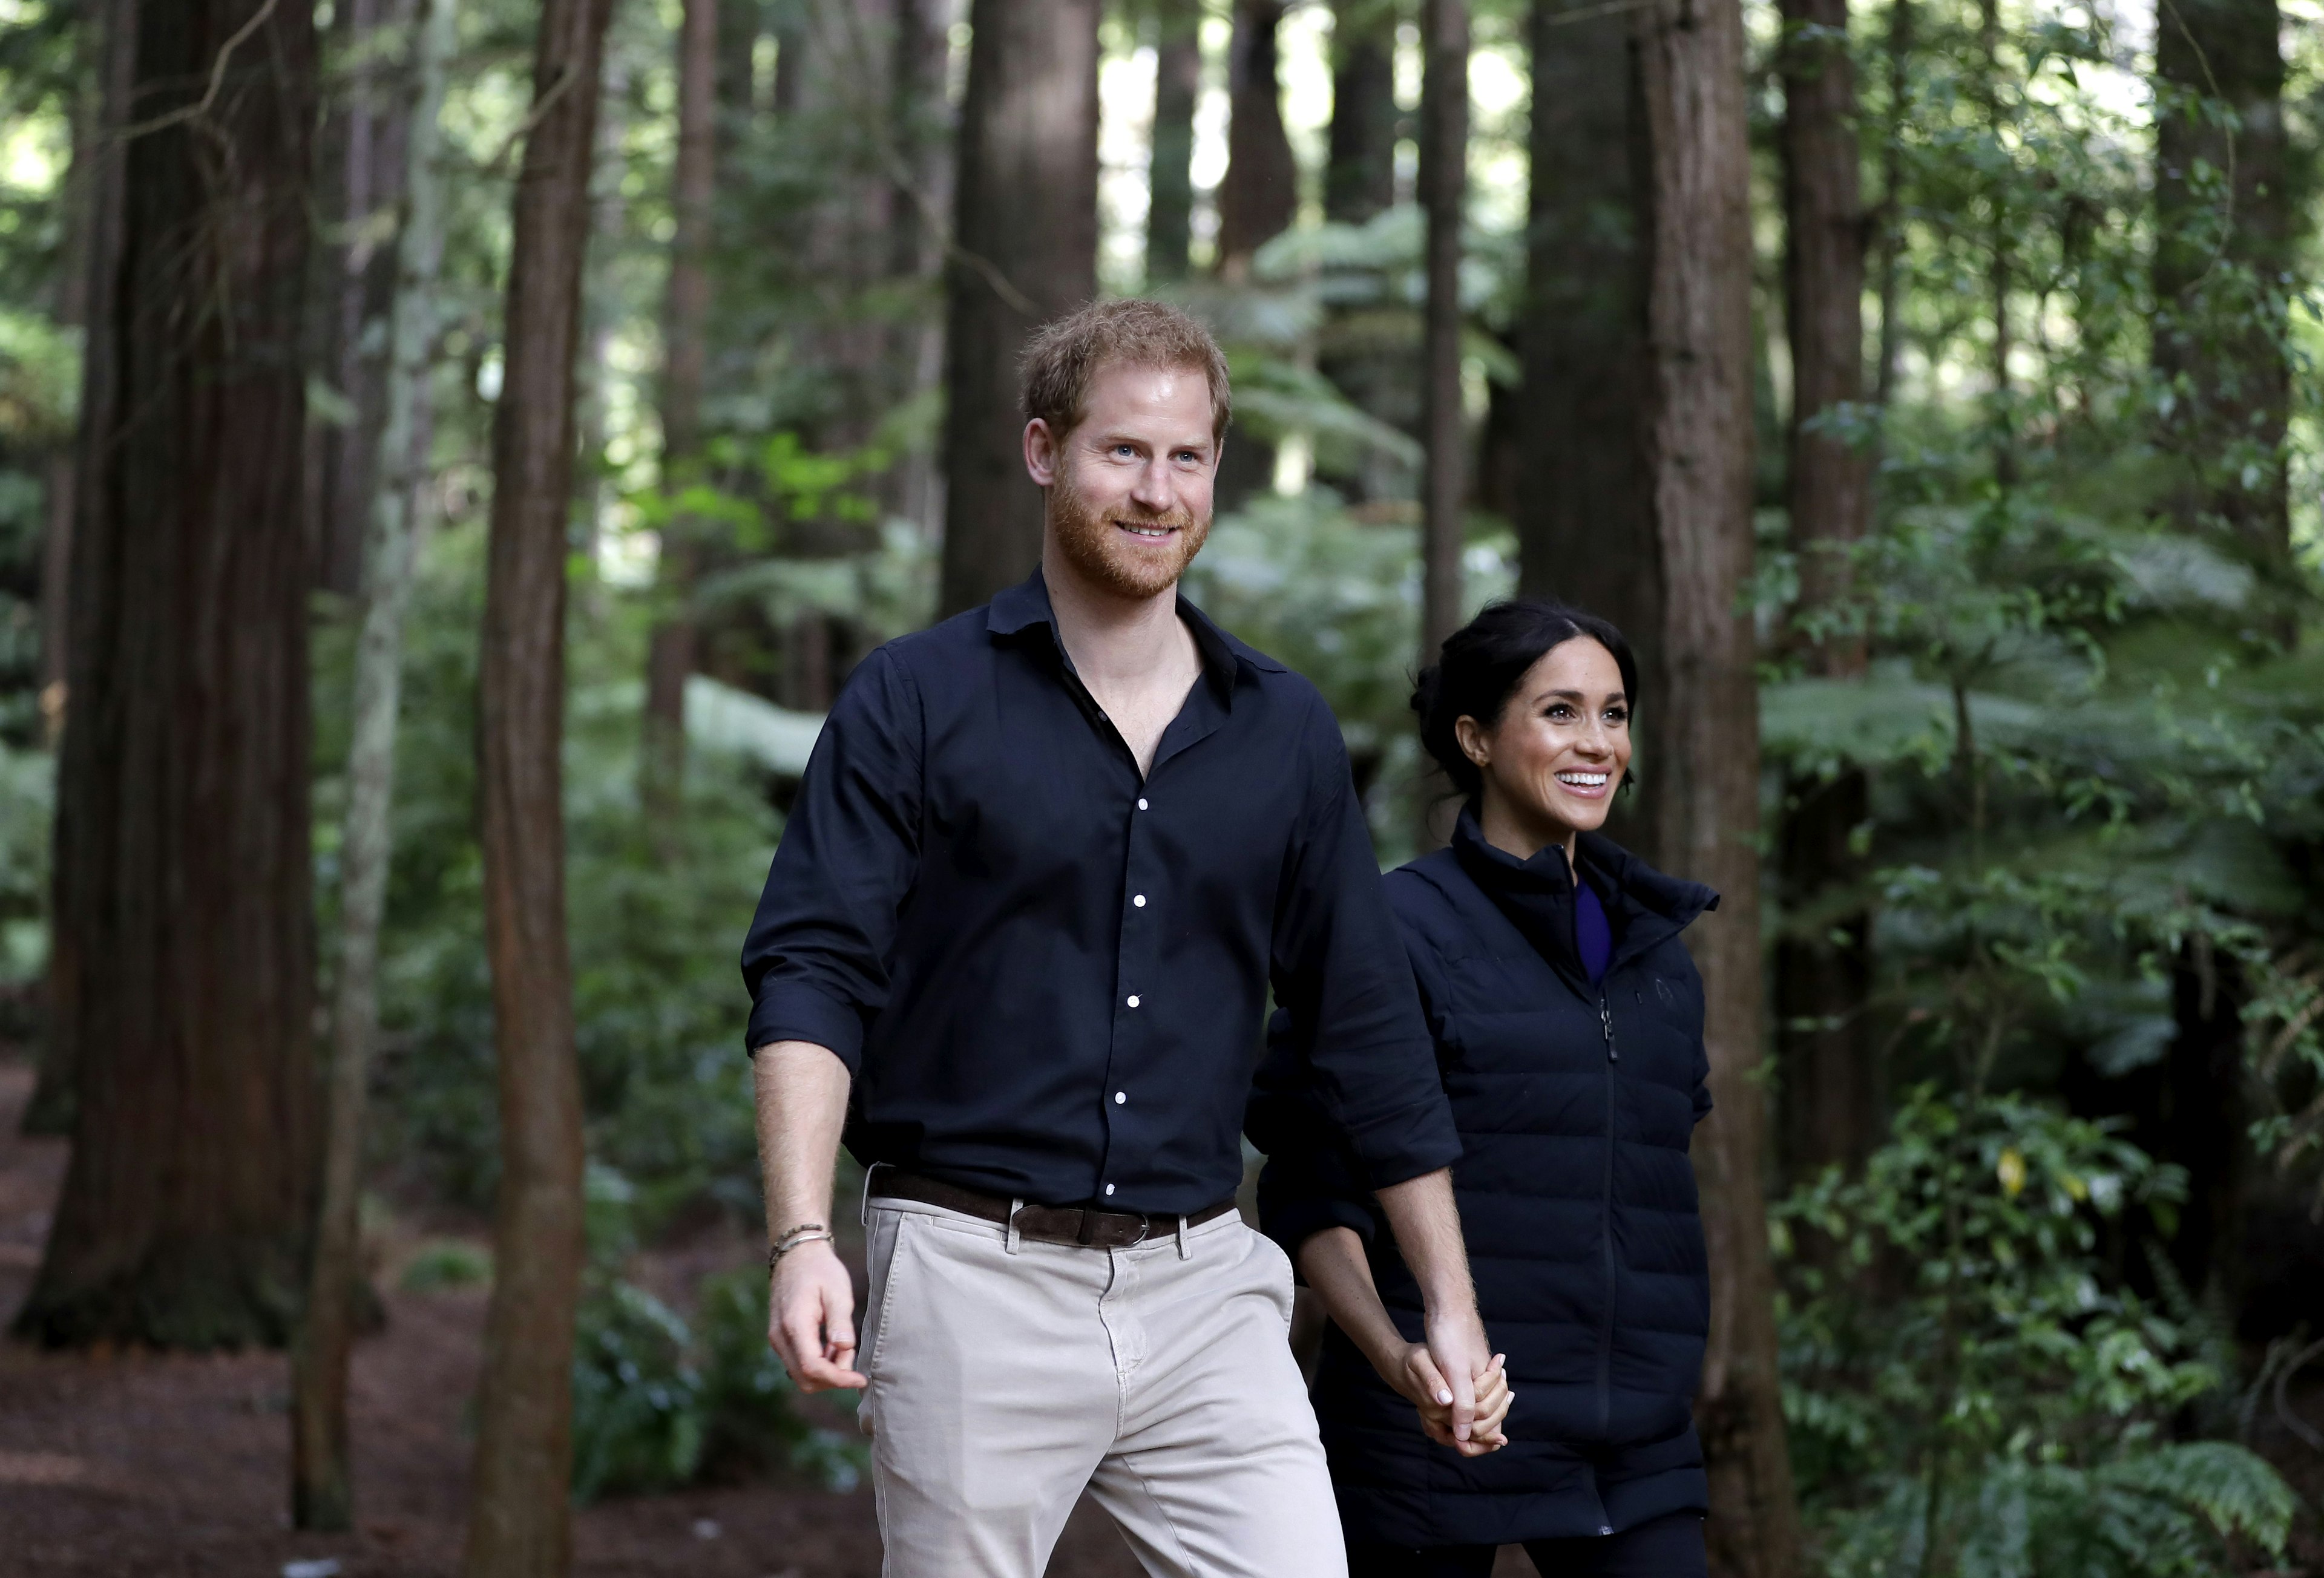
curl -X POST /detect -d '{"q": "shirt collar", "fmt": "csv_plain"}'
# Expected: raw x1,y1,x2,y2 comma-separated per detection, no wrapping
986,565,1285,701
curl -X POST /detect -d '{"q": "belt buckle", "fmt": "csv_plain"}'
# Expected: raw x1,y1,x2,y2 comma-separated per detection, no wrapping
1126,1213,1150,1248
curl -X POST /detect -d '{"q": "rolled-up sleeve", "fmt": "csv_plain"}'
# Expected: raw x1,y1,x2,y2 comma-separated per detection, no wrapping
1249,1009,1384,1260
739,646,922,1070
1264,701,1460,1188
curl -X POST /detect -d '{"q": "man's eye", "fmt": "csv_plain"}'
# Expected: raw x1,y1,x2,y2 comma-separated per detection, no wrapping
1115,445,1137,457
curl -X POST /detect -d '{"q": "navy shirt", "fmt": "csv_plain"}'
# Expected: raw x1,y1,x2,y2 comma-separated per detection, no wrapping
740,569,1461,1215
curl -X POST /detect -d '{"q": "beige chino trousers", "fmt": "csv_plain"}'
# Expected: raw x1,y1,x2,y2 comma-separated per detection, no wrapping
857,1196,1348,1578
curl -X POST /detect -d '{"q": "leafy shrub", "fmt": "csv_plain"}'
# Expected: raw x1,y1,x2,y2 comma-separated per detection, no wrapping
567,1267,862,1504
1777,1089,2296,1578
397,1240,491,1292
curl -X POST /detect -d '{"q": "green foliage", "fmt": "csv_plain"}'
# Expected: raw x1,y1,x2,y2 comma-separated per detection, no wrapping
398,1239,492,1292
1778,1089,2296,1578
1180,488,1514,864
364,524,776,1225
568,1267,863,1504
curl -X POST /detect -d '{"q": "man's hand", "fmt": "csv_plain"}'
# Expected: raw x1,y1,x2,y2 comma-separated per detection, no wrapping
1380,1343,1512,1456
767,1238,866,1390
1374,1168,1495,1444
1423,1303,1497,1447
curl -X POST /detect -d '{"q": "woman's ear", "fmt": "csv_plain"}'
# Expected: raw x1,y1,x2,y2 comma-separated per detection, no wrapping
1453,715,1490,769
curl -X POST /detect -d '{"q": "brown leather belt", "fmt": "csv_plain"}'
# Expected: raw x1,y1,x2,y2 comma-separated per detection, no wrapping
868,1168,1238,1249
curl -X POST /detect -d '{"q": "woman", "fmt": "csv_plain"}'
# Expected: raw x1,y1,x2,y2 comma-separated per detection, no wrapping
1251,599,1716,1578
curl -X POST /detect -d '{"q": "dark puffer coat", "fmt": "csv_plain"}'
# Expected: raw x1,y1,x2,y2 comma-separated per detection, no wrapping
1249,808,1718,1550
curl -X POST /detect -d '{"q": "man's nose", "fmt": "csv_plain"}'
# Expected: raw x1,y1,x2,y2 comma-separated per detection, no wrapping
1128,461,1175,511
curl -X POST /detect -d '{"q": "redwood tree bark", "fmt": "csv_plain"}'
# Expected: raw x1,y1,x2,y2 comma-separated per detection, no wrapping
462,0,615,1571
1775,0,1876,1184
1216,0,1296,269
17,0,321,1351
1635,0,1804,1569
27,0,133,1140
1518,0,1661,860
1325,0,1399,223
1417,0,1466,666
643,0,720,822
290,0,458,1531
2153,0,2293,638
937,0,1100,617
1147,0,1202,282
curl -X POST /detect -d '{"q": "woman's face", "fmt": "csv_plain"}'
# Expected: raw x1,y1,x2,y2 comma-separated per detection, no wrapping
1454,637,1632,854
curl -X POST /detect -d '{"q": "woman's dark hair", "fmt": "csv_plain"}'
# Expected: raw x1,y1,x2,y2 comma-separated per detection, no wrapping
1413,598,1640,800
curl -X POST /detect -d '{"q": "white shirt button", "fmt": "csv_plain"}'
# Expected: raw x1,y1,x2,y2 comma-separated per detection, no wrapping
1103,1184,1116,1196
1133,894,1146,907
1114,1092,1126,1104
1126,994,1140,1007
1137,797,1148,810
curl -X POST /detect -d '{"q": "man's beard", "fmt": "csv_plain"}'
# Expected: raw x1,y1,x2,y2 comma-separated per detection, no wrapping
1048,462,1210,600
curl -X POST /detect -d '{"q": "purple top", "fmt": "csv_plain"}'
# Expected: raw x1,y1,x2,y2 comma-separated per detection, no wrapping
1577,879,1612,986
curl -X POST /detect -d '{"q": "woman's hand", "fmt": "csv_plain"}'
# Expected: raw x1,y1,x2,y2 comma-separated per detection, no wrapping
1380,1344,1512,1456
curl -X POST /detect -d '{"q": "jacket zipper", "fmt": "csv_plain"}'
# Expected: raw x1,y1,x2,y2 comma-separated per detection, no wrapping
1596,989,1618,1434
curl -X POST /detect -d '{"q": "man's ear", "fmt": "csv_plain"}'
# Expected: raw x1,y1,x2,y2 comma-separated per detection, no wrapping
1023,418,1059,488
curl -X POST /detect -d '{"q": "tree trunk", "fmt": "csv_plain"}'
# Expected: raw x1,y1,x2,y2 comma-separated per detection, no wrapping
27,0,136,1141
1418,0,1466,666
1325,0,1399,223
1518,0,1661,861
1216,0,1296,269
1147,0,1202,282
1634,0,1803,1569
289,0,457,1531
643,0,720,823
936,0,1100,617
2152,0,2292,640
1870,0,1910,407
313,0,422,599
461,0,615,1571
1976,0,2013,484
1775,0,1876,1185
17,0,321,1352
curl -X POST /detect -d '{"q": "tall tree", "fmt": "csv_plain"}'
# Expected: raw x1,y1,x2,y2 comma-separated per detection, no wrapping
1517,0,1660,857
289,0,458,1532
27,0,134,1139
1976,0,2014,482
2153,0,2294,636
1634,0,1804,1570
1325,0,1399,223
1775,0,1877,1182
462,0,617,1571
643,0,721,822
312,0,422,598
936,0,1101,617
1146,0,1203,282
2144,0,2293,1316
1417,0,1466,666
18,0,321,1349
1869,0,1911,406
1216,0,1296,269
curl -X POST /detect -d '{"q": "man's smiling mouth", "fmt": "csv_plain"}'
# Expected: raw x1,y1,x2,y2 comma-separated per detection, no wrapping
1116,522,1177,539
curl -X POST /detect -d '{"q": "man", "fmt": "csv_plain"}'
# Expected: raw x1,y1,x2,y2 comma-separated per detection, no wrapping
743,299,1497,1578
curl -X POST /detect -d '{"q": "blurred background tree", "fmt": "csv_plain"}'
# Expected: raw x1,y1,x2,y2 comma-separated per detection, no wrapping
0,0,2317,1571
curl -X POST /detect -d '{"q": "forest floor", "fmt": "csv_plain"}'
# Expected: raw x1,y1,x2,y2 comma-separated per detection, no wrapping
2,1038,2316,1578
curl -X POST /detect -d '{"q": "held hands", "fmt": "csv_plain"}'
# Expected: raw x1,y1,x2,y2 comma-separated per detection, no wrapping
1380,1342,1511,1456
766,1237,867,1391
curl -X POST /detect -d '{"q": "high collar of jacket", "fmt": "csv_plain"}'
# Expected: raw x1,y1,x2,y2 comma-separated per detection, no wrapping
1449,806,1718,987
